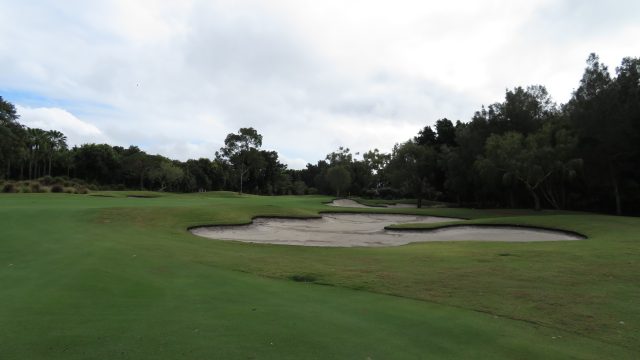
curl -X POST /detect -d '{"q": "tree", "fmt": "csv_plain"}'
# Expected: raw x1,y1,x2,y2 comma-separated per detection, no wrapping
326,166,351,197
386,141,438,208
480,125,580,211
45,130,67,176
217,128,263,194
0,96,25,179
325,146,354,166
73,144,120,183
434,118,457,147
363,148,390,190
415,126,436,146
566,53,638,214
148,160,184,191
254,150,287,194
26,128,48,179
501,85,555,135
122,150,154,190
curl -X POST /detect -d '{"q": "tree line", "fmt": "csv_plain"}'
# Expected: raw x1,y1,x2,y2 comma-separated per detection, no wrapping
1,54,638,214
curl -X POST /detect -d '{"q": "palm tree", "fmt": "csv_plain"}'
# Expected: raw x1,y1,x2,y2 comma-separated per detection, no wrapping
46,130,67,176
26,128,47,179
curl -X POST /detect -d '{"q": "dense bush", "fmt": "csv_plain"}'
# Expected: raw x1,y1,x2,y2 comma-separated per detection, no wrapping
40,176,54,185
51,184,64,193
376,187,403,200
2,183,16,193
29,183,43,193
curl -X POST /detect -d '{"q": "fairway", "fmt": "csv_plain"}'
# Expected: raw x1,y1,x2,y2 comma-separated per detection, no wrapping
1,192,638,359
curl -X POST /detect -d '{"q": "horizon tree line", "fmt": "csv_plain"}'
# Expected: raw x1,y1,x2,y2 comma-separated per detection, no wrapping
1,54,638,214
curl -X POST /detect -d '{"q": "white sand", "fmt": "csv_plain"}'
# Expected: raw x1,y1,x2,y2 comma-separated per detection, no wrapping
328,199,416,208
190,213,583,247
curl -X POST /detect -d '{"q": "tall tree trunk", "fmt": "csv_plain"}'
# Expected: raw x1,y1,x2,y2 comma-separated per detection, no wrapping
610,164,622,215
527,185,541,211
48,155,52,176
509,189,515,208
540,185,560,210
561,181,567,210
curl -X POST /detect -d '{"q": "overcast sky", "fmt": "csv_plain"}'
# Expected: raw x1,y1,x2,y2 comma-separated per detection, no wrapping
1,0,638,168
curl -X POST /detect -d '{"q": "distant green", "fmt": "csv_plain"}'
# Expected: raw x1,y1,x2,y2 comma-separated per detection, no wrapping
0,192,638,359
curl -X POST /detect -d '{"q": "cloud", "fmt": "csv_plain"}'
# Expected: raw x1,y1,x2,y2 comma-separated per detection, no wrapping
1,0,638,168
16,105,110,146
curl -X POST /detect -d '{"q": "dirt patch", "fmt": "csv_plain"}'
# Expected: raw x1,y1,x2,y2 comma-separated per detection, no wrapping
190,213,583,247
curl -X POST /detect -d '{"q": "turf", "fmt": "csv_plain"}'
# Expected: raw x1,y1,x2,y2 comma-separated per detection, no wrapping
0,192,638,359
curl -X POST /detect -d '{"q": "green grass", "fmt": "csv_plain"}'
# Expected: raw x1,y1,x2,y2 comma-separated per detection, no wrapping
0,192,638,359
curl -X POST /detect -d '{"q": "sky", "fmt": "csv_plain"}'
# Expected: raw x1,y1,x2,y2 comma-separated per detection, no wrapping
1,0,638,169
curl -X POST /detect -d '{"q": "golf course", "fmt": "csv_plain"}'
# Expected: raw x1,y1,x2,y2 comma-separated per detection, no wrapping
1,192,638,359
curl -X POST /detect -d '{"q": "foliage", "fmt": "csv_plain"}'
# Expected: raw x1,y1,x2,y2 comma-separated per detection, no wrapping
386,141,438,207
325,166,351,197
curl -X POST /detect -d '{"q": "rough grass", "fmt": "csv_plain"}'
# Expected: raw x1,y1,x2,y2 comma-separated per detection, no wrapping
0,192,638,359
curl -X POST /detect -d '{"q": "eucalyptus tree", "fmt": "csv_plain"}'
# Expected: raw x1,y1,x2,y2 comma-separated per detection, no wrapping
217,128,263,193
480,123,580,211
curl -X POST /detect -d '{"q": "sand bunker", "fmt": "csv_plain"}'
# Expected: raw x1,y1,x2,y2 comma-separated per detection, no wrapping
328,199,416,208
190,213,583,247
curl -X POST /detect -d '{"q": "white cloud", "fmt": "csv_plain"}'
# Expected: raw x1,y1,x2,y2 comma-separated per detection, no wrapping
1,0,638,168
16,105,109,146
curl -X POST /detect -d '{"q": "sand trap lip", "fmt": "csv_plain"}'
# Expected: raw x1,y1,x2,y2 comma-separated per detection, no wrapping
328,199,416,208
190,213,584,247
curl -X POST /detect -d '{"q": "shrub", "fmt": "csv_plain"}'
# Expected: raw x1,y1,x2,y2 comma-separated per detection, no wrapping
2,183,16,193
292,180,307,195
30,183,43,193
40,176,54,185
377,187,402,200
51,184,65,193
75,186,89,194
364,189,378,198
